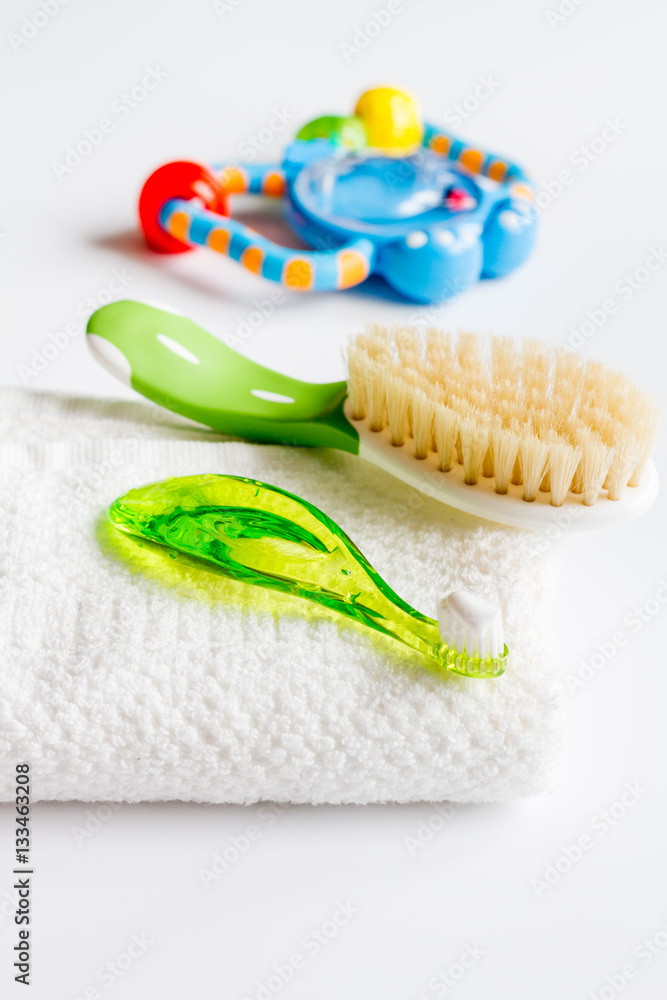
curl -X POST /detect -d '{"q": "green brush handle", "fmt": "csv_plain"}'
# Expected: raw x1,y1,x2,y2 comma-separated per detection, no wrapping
86,301,359,453
107,475,506,679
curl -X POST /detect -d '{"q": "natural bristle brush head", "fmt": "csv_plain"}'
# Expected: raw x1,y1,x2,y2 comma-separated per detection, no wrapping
344,325,660,530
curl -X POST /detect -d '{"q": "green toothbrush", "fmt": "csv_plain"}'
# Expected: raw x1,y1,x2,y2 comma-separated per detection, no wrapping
107,474,508,679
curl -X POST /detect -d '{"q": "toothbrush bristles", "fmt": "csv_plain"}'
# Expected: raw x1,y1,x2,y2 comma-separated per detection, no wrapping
345,325,659,507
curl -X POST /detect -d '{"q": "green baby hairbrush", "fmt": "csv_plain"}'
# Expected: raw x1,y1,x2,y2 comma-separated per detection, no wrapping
107,474,508,679
87,301,659,531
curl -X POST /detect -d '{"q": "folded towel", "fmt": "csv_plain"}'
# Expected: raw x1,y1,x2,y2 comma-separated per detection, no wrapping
0,388,562,804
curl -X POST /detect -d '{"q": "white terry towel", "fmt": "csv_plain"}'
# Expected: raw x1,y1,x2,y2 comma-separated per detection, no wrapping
0,388,562,804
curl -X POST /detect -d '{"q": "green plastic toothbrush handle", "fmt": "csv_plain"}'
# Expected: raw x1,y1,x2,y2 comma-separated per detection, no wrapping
107,474,507,679
86,300,359,453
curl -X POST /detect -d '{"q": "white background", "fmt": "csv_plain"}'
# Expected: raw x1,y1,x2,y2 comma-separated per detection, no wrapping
2,0,667,997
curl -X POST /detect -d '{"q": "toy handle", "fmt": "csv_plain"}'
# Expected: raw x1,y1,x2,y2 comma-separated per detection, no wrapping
139,160,375,293
422,122,535,202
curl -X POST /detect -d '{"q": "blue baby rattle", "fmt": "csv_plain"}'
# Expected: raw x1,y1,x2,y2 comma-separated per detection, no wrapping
139,87,537,304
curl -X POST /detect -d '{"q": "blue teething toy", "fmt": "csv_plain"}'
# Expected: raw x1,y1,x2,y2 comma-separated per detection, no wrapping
139,87,537,304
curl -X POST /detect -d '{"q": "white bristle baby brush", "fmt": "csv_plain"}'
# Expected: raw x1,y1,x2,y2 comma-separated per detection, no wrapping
87,302,660,533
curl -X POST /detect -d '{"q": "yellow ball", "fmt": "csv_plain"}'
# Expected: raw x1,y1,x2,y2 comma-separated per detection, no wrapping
354,87,422,151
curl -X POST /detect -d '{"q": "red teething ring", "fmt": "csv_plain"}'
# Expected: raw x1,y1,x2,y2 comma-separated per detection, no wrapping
138,160,228,254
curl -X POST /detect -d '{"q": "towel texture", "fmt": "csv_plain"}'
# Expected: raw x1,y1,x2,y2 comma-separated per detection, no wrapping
0,388,562,804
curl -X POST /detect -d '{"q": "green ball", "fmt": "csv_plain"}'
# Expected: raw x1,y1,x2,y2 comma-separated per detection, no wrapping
296,115,367,149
